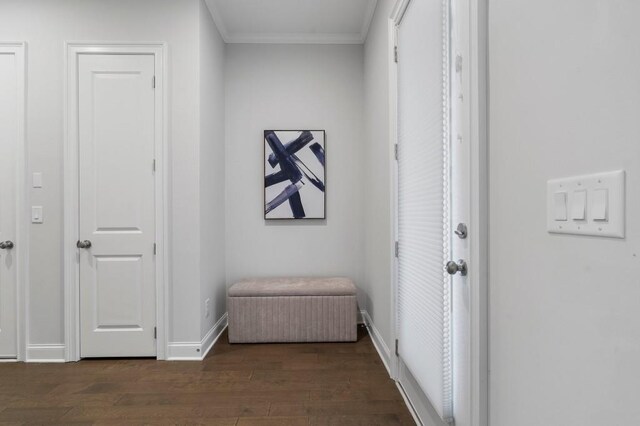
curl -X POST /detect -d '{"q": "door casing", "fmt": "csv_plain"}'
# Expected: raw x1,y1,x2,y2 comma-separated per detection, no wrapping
0,42,27,362
64,43,168,361
388,1,489,425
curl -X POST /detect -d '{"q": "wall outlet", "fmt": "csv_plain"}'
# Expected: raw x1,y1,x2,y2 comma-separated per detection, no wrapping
205,298,211,318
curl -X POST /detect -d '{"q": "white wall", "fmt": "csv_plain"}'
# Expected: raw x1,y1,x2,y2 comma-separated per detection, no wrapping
363,0,396,352
489,1,640,424
225,44,366,305
0,0,224,349
198,0,226,340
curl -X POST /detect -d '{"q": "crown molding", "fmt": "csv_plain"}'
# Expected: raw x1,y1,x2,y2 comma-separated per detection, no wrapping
359,0,379,43
204,0,230,43
225,32,365,45
204,0,378,45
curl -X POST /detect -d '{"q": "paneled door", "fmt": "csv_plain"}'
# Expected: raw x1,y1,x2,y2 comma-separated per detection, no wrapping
78,54,156,357
0,45,23,359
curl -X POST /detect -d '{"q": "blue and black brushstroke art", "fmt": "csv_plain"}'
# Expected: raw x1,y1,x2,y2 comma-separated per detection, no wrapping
264,130,325,219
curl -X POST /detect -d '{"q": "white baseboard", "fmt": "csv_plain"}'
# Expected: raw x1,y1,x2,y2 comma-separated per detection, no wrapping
360,310,391,375
26,344,66,363
361,310,442,425
167,313,228,361
200,312,228,358
396,358,449,426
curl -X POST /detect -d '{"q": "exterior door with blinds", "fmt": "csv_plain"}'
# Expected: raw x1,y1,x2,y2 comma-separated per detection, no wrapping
396,0,471,423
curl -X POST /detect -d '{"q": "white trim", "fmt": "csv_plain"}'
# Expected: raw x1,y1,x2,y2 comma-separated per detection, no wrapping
397,359,449,426
222,33,367,45
396,382,423,426
167,313,228,361
0,42,27,362
389,0,489,425
204,0,230,42
203,0,378,45
388,3,402,382
361,310,391,375
26,344,66,363
468,1,489,424
200,312,228,358
63,42,169,361
166,342,203,361
359,0,379,43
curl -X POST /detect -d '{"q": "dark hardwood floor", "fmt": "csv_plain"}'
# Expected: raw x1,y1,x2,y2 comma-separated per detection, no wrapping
0,325,415,425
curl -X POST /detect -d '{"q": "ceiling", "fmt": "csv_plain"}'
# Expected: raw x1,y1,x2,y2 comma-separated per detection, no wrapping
204,0,378,44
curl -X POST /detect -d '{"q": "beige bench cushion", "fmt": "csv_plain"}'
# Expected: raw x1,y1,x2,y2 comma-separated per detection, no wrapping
228,277,356,297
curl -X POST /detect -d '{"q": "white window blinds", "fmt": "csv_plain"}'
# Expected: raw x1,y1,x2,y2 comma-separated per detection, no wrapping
397,0,452,422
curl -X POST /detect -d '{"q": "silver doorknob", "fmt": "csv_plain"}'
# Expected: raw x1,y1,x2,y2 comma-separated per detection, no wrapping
446,259,467,276
77,240,92,249
0,241,14,250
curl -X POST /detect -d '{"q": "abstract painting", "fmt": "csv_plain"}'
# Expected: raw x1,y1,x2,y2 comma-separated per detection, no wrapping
264,130,326,219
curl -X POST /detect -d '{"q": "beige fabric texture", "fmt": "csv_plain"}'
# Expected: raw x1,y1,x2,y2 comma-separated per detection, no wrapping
228,276,356,297
227,277,357,343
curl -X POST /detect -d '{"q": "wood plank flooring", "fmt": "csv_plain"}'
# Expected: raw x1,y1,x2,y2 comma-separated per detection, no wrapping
0,325,415,425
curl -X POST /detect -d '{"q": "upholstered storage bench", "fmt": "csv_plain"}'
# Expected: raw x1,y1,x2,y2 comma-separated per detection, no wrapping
227,277,357,343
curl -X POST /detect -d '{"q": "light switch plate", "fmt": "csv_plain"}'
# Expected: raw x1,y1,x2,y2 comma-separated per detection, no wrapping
547,170,624,238
32,206,44,224
32,172,42,188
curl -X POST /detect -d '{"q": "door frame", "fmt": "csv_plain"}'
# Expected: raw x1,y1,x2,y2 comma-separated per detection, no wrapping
388,1,489,425
0,42,27,362
63,42,168,361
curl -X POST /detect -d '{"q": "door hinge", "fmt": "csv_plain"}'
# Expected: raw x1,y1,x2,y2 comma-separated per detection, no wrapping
153,243,157,255
394,45,399,63
154,326,157,339
152,76,156,89
395,339,399,356
394,144,398,160
152,159,156,172
394,241,399,258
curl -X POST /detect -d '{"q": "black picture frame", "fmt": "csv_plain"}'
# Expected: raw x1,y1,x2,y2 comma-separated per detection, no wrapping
263,130,326,220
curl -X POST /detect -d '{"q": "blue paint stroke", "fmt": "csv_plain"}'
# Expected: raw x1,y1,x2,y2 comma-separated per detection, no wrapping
265,170,288,187
310,142,325,167
265,182,303,214
267,131,314,169
292,155,325,192
265,131,303,184
288,191,306,218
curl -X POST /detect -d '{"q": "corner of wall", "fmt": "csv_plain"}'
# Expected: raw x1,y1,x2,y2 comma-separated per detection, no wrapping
197,0,227,341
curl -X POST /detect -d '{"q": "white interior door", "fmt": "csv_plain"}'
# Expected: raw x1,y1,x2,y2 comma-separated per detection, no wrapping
396,0,471,423
78,53,156,358
0,46,21,359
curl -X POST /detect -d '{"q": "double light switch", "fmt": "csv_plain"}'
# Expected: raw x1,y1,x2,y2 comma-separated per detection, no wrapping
547,170,624,238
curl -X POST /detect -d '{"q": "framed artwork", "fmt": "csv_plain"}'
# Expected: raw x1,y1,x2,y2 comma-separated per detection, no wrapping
264,130,326,219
